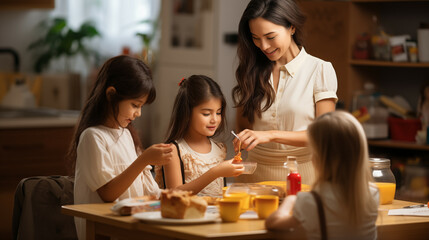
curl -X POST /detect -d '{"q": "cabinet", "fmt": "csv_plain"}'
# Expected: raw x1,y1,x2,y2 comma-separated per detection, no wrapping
299,0,429,201
0,127,74,240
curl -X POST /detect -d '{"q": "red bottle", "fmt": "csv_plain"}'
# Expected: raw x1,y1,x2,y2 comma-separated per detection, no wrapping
286,157,301,195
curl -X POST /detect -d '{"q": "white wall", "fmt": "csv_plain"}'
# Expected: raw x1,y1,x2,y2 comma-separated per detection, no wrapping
215,0,250,158
0,10,52,73
149,0,250,158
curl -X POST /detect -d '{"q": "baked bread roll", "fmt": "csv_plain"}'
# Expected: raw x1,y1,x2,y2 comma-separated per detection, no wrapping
161,190,207,219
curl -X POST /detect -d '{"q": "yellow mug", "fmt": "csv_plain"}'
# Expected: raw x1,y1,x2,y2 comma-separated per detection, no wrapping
218,198,241,222
254,195,279,219
224,192,250,212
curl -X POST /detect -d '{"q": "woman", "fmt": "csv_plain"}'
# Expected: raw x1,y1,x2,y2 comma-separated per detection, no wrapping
232,0,338,185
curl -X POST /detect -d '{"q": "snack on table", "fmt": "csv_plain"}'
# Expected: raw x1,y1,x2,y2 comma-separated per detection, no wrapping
111,195,159,216
161,189,207,219
233,151,242,163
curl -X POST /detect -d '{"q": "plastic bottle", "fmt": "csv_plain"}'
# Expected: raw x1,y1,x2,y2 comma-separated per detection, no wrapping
352,82,389,138
285,156,301,195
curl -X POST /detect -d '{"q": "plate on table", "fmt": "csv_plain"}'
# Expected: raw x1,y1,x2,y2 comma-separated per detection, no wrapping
133,211,219,225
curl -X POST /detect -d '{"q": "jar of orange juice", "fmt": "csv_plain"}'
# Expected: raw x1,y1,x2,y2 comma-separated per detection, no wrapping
369,158,396,204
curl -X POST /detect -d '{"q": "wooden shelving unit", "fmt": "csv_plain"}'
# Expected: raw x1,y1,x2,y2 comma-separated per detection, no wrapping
368,140,429,151
300,0,429,202
350,60,429,68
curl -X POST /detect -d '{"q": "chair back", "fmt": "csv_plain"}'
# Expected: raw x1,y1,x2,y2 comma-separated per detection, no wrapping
12,175,77,240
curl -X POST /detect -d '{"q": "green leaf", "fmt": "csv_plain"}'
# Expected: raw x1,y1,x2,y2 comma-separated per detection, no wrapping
27,17,100,72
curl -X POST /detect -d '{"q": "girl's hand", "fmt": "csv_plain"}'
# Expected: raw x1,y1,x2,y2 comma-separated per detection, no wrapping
233,129,272,152
215,159,244,177
139,143,173,166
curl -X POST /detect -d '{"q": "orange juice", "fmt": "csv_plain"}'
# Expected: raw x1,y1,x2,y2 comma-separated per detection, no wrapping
375,182,396,204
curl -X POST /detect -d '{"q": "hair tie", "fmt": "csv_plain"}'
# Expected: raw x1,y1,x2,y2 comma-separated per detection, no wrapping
178,77,186,86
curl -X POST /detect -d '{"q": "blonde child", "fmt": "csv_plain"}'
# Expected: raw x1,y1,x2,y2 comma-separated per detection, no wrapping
67,56,174,240
266,111,379,239
155,75,244,196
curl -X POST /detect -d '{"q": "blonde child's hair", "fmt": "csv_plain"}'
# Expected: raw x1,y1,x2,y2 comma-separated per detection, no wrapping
308,110,378,225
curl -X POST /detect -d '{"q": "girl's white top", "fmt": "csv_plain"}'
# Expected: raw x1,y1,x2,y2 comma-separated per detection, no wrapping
155,138,226,196
74,125,160,240
293,183,379,240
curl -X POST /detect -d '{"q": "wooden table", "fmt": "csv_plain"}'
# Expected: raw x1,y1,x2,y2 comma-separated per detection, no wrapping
62,200,429,240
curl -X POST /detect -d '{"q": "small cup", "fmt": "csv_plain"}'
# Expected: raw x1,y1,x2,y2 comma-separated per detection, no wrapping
218,198,241,222
254,195,279,219
224,192,250,212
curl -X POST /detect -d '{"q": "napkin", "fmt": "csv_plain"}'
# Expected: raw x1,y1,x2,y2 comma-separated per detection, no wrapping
388,207,429,217
111,196,160,216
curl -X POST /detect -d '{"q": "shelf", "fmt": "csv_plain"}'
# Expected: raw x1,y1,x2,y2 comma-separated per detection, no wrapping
350,60,429,68
368,140,429,151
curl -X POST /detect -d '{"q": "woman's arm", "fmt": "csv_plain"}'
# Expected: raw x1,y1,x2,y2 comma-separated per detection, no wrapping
265,195,300,231
97,143,173,202
233,99,336,151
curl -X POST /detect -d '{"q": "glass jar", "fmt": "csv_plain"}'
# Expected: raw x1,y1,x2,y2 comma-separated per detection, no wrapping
369,158,396,204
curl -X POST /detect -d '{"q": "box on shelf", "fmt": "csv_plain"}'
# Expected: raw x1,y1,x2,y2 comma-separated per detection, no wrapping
388,117,421,142
389,35,411,62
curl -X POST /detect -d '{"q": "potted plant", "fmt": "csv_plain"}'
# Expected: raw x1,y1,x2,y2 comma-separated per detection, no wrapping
28,17,100,73
135,16,160,67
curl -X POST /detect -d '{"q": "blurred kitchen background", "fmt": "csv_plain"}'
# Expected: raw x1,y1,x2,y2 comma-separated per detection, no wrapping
1,0,429,239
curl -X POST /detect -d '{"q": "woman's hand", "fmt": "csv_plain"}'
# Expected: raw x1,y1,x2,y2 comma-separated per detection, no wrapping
138,143,174,166
233,129,272,152
215,159,244,177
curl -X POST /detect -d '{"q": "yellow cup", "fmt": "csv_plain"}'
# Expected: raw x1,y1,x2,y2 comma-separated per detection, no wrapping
218,198,242,222
375,182,396,205
254,195,279,219
224,192,250,212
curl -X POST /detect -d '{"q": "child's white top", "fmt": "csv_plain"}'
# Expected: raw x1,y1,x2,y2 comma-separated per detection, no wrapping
155,138,226,196
293,183,379,240
74,125,160,240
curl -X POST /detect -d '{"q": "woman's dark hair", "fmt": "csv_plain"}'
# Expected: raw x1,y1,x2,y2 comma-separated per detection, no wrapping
66,55,156,175
165,75,227,143
232,0,306,123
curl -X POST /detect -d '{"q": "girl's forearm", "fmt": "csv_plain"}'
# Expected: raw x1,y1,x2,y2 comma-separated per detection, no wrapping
97,158,148,202
174,167,219,194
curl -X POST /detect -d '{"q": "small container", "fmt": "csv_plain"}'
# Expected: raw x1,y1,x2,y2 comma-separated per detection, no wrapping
241,162,257,174
388,117,421,142
369,158,396,204
285,156,301,196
